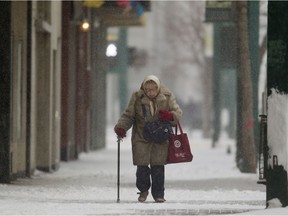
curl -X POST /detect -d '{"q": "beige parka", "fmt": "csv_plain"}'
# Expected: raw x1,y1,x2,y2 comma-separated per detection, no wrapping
115,77,183,166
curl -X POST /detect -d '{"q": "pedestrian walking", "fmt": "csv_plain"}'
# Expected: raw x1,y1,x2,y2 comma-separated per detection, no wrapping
114,75,183,203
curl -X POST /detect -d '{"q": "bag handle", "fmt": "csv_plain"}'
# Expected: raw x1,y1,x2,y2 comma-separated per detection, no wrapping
175,121,184,135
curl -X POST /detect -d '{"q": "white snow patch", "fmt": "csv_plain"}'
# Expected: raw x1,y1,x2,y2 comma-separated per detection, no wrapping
267,88,288,170
267,198,283,208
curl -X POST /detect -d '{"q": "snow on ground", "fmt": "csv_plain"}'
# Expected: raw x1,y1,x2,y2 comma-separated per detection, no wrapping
0,126,286,215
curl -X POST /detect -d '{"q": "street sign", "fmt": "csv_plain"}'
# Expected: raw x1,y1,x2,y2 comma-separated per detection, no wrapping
205,0,235,22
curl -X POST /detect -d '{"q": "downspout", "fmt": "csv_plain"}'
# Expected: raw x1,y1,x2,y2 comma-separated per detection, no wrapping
26,0,32,177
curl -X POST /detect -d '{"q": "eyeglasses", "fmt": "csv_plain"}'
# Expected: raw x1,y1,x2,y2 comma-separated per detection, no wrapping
144,87,157,93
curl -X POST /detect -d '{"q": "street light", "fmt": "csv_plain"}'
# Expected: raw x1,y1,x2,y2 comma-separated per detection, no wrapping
106,43,117,57
80,19,90,32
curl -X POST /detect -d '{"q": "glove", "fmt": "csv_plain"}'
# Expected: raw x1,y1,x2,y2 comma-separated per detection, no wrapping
114,127,126,138
159,110,174,121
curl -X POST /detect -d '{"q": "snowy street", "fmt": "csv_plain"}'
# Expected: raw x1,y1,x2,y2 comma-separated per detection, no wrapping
0,127,279,215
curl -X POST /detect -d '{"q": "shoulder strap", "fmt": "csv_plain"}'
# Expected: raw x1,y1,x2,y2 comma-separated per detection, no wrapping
141,104,147,121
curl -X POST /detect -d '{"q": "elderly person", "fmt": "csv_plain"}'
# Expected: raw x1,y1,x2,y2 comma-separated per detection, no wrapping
114,75,182,203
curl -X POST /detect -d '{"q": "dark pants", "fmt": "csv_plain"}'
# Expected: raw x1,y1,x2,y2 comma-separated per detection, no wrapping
136,165,165,199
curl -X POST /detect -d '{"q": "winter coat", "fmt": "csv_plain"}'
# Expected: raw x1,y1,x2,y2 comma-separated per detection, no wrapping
115,85,183,166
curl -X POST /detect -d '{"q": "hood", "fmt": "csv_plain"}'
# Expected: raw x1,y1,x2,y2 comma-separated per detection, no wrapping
141,75,161,90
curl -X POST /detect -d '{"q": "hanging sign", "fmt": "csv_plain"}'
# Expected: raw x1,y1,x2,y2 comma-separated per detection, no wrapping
82,0,105,8
83,1,150,27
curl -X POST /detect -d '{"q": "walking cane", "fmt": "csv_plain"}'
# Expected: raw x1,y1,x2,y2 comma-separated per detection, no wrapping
117,137,121,203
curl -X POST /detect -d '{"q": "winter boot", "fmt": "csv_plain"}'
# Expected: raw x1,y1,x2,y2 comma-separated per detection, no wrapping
137,191,149,202
154,197,166,203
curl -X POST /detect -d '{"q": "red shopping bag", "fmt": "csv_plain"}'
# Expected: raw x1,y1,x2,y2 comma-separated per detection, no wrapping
167,122,193,164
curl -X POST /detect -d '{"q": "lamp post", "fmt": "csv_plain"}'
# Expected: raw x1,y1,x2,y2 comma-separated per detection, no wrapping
117,28,128,113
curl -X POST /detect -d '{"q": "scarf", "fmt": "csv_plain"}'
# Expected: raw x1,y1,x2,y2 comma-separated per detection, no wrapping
149,100,158,116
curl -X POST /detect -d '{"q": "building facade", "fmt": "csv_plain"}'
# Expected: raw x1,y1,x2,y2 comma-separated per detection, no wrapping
0,0,149,183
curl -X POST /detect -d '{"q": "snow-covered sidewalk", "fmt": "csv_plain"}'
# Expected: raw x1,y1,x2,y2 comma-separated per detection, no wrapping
0,127,283,215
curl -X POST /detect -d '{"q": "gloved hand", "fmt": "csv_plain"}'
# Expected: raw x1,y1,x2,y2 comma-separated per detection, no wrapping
114,127,126,138
159,110,174,121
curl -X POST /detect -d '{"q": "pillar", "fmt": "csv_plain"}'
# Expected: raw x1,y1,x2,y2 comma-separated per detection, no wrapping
266,1,288,207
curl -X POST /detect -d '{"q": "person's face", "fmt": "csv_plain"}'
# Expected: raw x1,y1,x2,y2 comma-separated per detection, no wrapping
144,83,158,99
